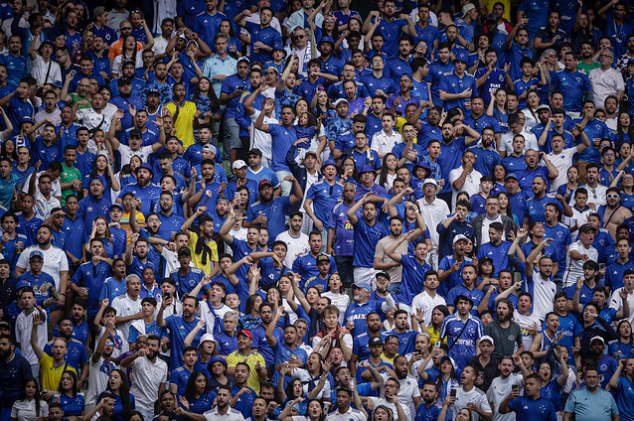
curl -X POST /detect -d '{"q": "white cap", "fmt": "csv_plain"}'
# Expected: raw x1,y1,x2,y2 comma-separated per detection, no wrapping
422,178,439,188
590,336,605,345
453,234,469,245
480,335,495,346
232,160,247,170
200,333,216,344
333,98,349,107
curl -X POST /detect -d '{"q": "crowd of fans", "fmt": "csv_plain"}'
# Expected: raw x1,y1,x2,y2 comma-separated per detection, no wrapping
4,0,634,420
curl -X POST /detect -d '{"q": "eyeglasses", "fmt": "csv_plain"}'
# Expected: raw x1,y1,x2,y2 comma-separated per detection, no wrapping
293,35,305,40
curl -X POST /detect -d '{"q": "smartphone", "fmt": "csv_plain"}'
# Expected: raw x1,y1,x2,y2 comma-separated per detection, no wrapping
450,389,457,398
415,348,422,354
522,12,528,19
164,292,170,300
512,385,519,392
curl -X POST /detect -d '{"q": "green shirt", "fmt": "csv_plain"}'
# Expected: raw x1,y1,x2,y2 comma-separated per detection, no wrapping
68,93,91,110
60,162,81,205
577,61,600,75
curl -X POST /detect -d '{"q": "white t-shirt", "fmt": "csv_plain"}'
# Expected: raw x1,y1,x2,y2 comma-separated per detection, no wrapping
129,355,168,410
31,55,62,85
412,291,446,327
111,294,142,341
398,375,421,417
513,311,542,351
10,398,49,420
22,172,62,197
486,374,524,421
276,230,310,268
326,407,367,421
609,287,634,326
449,167,483,209
368,397,411,421
117,144,155,167
249,110,275,162
15,311,48,365
547,148,576,194
480,214,504,245
85,355,116,406
563,241,599,288
453,386,492,421
530,271,558,321
16,245,68,289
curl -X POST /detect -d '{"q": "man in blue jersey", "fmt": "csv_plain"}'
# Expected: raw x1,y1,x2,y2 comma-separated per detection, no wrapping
245,177,303,242
499,373,557,421
550,52,593,119
347,192,389,285
344,283,395,337
156,294,205,371
439,294,483,369
327,182,356,285
385,229,429,313
350,312,385,373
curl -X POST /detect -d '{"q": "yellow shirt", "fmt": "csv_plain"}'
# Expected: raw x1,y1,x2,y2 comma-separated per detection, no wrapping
39,353,77,391
121,210,146,246
187,231,219,274
395,116,418,143
165,101,197,149
226,350,266,394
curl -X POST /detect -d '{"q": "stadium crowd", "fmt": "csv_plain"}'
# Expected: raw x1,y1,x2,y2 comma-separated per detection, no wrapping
4,0,634,420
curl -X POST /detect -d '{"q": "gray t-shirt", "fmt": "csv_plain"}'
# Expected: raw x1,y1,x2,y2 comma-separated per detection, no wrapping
484,321,523,358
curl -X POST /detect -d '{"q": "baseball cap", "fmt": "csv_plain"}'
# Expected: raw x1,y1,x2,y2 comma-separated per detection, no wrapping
462,3,476,17
20,115,33,125
146,88,160,96
480,335,495,346
304,151,318,159
352,282,371,291
209,355,227,368
453,234,469,245
110,203,123,211
259,179,273,190
322,159,337,171
93,6,107,17
30,250,44,260
369,336,384,346
177,247,191,257
15,280,31,290
536,104,551,113
316,255,330,264
117,77,132,85
505,173,519,181
232,160,247,170
202,144,217,155
422,178,438,188
237,330,253,340
453,49,468,64
590,336,605,345
333,98,349,107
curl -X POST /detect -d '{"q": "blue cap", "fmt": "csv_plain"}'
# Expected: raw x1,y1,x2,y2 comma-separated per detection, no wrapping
15,280,31,290
358,165,376,174
318,35,335,47
20,115,33,125
414,161,430,170
352,282,372,291
135,163,154,177
208,355,227,368
322,159,337,171
30,250,44,260
505,173,518,181
453,49,468,64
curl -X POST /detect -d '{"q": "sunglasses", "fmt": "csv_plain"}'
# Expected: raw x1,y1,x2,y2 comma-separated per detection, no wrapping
607,194,619,198
294,34,305,40
121,27,132,30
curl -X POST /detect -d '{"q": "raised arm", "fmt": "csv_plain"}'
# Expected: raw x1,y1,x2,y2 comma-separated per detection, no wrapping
30,309,46,361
